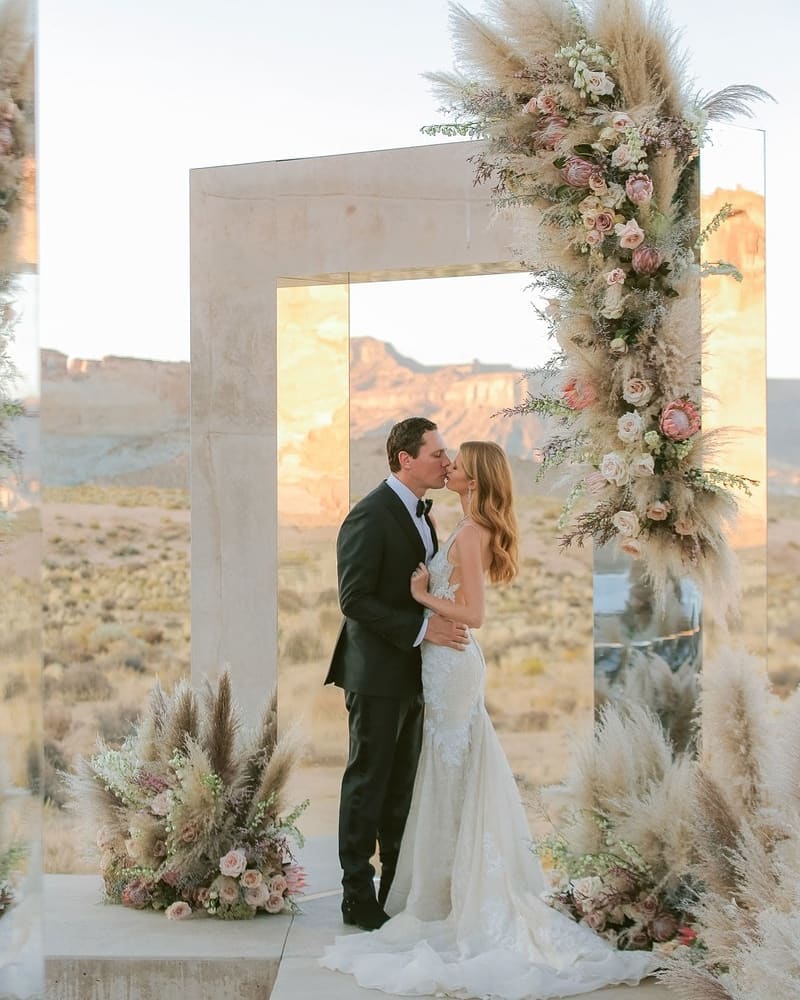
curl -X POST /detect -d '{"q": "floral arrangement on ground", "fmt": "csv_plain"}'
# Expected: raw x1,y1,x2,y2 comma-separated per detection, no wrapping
533,648,800,994
68,673,309,920
424,0,769,616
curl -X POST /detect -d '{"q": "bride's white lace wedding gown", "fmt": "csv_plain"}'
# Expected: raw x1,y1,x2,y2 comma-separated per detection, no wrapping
321,531,656,999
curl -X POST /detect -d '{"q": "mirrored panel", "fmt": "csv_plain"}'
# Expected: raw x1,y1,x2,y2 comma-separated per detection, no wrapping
0,1,40,990
277,278,350,839
700,126,767,664
278,271,596,838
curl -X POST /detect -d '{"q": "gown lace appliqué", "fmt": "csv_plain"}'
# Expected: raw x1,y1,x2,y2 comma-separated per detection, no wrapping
320,531,656,999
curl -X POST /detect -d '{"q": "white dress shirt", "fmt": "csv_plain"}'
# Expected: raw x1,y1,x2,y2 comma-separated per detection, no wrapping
386,474,433,646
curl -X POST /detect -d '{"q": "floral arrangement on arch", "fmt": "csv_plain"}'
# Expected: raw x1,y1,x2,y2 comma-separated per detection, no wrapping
69,673,309,920
424,0,769,613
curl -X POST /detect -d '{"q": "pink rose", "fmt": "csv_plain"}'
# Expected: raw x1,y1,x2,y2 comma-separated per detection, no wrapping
615,218,645,249
540,115,568,149
196,887,212,906
161,869,181,887
659,400,700,441
562,376,597,411
562,156,596,188
219,848,248,877
606,268,626,285
584,471,608,495
632,245,663,275
588,173,608,194
268,874,288,896
585,228,603,248
626,173,654,204
241,869,263,890
621,537,643,558
536,93,558,115
646,500,672,521
265,892,285,914
165,901,191,921
594,211,616,233
673,517,694,536
179,824,198,844
611,112,634,131
214,875,240,904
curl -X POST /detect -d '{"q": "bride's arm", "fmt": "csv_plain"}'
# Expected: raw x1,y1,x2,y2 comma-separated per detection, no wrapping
410,525,486,629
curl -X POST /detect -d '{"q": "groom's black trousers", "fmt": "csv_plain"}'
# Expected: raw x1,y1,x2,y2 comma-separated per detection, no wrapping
339,689,424,902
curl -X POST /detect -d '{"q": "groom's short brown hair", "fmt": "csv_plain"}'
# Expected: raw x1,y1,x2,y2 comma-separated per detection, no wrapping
386,417,437,473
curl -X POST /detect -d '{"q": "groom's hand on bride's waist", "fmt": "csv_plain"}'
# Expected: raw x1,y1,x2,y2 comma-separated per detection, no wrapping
425,614,469,650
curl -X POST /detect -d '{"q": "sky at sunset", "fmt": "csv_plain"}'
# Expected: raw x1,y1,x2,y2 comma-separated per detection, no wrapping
36,0,793,374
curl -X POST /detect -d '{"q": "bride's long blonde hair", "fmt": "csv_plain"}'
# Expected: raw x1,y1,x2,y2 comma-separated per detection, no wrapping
459,441,519,584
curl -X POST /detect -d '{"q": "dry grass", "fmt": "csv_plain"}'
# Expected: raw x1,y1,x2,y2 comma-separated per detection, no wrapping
18,482,799,869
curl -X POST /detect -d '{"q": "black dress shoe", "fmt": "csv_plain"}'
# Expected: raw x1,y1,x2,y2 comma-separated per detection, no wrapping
341,895,389,931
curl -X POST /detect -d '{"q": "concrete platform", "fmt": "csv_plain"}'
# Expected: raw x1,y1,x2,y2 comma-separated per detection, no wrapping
44,836,671,999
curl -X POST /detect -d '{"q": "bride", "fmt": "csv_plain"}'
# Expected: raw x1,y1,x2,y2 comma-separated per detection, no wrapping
321,441,656,998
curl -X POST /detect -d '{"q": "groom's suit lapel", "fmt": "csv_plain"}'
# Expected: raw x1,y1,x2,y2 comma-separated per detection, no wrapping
379,482,426,561
426,511,438,556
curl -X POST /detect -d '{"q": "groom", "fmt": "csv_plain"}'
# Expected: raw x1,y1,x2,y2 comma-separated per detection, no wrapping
325,416,469,931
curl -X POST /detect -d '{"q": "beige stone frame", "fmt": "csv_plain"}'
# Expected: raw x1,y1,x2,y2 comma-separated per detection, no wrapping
189,141,521,723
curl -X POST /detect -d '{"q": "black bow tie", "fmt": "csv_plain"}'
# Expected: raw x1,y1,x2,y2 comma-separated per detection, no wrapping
415,498,433,518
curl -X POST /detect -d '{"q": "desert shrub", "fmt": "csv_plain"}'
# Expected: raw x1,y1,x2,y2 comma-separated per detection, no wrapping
282,630,324,663
2,672,26,700
56,663,114,702
96,704,139,745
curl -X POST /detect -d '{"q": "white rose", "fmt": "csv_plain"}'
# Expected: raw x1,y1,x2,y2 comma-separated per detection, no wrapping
603,182,627,208
572,876,605,903
584,71,615,97
600,451,629,486
611,510,639,536
608,337,628,355
150,791,170,817
244,883,270,908
631,453,655,477
611,112,634,131
611,144,635,169
622,378,654,406
617,411,644,443
219,848,248,877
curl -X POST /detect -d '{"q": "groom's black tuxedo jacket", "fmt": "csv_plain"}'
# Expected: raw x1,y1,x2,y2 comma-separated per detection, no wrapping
325,481,438,699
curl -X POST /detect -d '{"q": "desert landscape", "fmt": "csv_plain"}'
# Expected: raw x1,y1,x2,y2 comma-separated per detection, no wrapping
6,192,794,868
